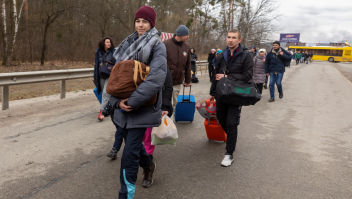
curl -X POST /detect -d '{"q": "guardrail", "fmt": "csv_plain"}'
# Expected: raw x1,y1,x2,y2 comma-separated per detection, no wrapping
0,69,94,110
0,60,208,110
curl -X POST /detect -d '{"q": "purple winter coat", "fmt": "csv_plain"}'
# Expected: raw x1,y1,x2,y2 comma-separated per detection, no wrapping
253,55,266,84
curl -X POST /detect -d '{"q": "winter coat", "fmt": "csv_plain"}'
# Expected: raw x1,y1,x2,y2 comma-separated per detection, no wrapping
93,48,116,94
164,36,191,85
208,52,216,65
210,44,254,96
190,52,197,65
295,53,302,59
265,47,291,74
253,55,266,84
109,42,167,129
162,68,173,117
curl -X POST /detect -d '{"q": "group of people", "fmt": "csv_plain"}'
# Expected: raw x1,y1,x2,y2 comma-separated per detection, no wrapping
92,5,291,199
293,51,313,65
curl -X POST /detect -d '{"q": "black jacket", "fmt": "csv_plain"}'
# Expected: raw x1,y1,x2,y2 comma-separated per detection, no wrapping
265,48,292,74
190,50,198,64
162,68,173,117
210,44,254,96
208,52,216,64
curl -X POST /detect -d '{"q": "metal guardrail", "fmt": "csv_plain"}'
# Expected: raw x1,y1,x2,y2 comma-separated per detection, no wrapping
0,68,94,110
0,60,208,110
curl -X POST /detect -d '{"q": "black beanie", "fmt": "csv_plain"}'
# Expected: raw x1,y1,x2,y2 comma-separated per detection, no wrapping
273,41,280,46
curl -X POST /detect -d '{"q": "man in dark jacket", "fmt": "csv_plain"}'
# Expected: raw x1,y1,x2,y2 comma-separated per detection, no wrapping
190,48,198,78
209,29,254,167
164,25,191,110
265,41,292,102
207,49,216,81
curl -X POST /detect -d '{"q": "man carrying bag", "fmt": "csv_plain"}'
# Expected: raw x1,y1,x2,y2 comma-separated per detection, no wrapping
209,29,254,167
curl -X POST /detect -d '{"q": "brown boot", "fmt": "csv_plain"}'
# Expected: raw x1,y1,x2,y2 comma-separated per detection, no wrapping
142,162,156,188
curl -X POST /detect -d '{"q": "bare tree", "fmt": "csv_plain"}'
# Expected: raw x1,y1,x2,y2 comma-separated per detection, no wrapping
1,0,8,65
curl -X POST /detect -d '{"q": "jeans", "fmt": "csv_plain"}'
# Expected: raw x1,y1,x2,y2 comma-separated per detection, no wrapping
269,73,284,98
265,76,268,84
99,78,111,110
296,58,300,65
113,127,124,151
118,127,152,199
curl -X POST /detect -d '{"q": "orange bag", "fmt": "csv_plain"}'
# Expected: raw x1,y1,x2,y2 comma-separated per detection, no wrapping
204,118,227,142
106,60,157,106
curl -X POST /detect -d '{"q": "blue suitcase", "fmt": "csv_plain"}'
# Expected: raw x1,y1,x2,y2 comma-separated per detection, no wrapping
175,85,195,122
93,87,102,104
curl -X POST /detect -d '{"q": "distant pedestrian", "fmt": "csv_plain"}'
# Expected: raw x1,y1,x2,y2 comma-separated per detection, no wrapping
309,51,313,62
253,49,267,94
190,48,198,78
207,49,216,82
265,41,291,102
164,25,191,111
250,46,257,57
209,29,254,167
295,51,302,65
305,51,309,64
301,51,306,63
93,37,116,121
109,6,167,198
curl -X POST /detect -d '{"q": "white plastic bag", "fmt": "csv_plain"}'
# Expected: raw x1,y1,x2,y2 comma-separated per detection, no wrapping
151,116,178,145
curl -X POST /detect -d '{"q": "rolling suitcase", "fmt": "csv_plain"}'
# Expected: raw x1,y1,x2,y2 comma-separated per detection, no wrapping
174,85,195,122
202,100,226,142
93,87,102,104
204,118,227,142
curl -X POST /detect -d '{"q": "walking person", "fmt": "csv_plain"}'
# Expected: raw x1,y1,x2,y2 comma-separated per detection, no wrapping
305,51,309,64
309,51,313,62
110,6,167,198
253,49,267,94
301,51,306,63
295,51,302,65
209,29,254,167
190,48,198,78
93,37,116,121
164,25,191,110
250,46,257,57
207,49,216,82
142,67,173,160
265,41,292,102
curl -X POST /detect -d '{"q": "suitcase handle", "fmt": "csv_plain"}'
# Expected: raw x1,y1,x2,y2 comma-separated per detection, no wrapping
182,84,192,102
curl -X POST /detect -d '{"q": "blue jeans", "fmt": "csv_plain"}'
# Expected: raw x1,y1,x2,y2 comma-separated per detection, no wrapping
269,73,284,98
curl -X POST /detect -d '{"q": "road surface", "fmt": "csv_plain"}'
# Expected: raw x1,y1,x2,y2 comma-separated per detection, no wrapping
1,61,352,199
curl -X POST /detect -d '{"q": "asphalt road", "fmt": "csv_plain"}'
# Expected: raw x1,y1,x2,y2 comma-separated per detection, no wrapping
1,61,352,199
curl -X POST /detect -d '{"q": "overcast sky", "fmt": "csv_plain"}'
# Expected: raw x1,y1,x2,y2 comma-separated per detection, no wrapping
267,0,352,43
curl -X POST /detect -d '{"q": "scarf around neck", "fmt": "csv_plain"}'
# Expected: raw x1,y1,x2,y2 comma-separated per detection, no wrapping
113,28,161,65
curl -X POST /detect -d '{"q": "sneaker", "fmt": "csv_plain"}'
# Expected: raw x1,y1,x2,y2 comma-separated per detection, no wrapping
279,92,283,98
142,162,156,188
221,155,234,167
107,148,118,160
268,98,275,102
263,83,267,89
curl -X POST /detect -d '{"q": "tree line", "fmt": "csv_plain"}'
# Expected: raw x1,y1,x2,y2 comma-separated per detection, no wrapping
0,0,278,66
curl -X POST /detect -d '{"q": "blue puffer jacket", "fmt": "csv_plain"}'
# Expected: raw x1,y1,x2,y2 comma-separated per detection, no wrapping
265,47,291,74
109,42,167,129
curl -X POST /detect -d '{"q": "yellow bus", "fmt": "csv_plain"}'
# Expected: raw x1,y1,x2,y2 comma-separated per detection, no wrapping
289,46,352,62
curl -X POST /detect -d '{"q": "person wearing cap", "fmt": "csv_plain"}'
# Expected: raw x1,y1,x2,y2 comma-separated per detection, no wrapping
109,6,167,198
265,41,292,102
207,49,216,81
253,49,267,94
250,46,257,57
163,25,191,110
